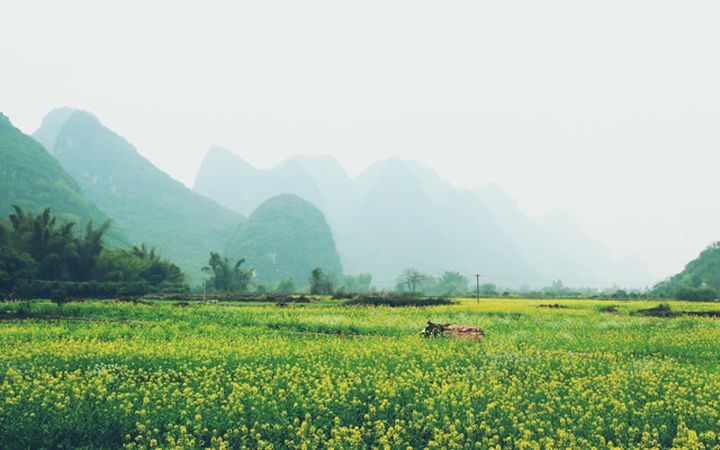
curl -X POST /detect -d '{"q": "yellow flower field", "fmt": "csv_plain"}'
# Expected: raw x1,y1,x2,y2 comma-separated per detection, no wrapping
0,299,719,449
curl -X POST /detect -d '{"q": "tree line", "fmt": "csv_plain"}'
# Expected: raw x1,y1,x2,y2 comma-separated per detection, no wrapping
6,206,711,301
0,206,186,300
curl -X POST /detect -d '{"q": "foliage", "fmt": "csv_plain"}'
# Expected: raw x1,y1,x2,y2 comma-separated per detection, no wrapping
309,267,335,295
344,294,452,307
12,280,154,299
96,244,185,290
274,278,296,294
654,242,720,299
396,268,430,293
675,288,717,302
1,299,720,448
434,271,469,296
0,206,186,297
337,273,373,294
0,246,38,291
478,283,498,296
202,252,254,292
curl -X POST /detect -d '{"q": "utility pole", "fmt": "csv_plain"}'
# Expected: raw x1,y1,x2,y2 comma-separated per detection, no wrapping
475,274,481,304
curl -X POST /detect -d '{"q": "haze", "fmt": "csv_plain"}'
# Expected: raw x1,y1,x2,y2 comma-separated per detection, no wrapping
2,0,719,282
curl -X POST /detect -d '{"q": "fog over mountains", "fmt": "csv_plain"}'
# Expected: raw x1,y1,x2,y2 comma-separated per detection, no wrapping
34,109,244,282
0,106,651,288
29,108,344,286
195,147,649,288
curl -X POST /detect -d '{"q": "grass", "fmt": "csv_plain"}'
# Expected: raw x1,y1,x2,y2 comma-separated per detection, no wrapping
1,298,719,448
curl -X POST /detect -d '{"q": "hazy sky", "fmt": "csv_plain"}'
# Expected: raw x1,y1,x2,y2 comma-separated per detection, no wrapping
1,1,719,283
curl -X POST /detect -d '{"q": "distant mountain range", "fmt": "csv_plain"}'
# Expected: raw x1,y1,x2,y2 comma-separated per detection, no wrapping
195,148,649,288
30,108,342,285
1,106,652,288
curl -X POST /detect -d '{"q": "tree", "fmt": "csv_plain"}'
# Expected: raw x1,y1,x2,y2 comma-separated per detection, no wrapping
73,220,112,281
0,221,8,247
397,268,429,294
202,252,253,292
0,246,37,292
275,278,295,294
339,273,372,294
8,205,76,280
309,267,334,295
0,206,187,296
436,271,469,296
479,283,498,296
543,279,566,296
130,244,185,286
653,242,720,297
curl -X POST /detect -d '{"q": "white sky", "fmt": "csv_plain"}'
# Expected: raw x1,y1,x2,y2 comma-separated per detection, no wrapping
1,1,719,282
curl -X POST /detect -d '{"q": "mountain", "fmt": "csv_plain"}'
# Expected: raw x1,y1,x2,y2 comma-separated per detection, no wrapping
475,185,649,287
34,108,243,283
194,146,325,215
534,212,648,286
195,148,649,288
194,149,361,270
653,242,720,297
225,194,342,286
0,112,126,245
350,158,537,284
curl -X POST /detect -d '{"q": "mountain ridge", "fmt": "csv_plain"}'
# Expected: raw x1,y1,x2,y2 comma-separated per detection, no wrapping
194,148,649,287
0,112,127,246
34,108,244,283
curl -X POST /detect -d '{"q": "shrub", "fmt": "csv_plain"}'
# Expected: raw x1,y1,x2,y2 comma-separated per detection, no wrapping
675,289,717,302
345,294,452,307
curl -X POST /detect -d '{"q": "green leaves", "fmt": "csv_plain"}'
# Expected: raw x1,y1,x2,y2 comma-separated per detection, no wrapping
202,252,253,292
0,206,186,295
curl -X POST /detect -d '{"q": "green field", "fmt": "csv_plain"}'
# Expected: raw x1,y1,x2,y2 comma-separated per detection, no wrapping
1,299,719,449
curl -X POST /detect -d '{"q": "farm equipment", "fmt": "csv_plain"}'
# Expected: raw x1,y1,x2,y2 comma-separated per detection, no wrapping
421,321,485,340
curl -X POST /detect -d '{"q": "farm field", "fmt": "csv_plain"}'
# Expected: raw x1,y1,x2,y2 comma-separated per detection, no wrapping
1,299,719,449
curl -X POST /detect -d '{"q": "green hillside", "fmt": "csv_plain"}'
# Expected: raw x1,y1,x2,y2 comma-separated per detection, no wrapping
654,242,720,299
0,112,126,246
225,194,342,286
34,109,243,283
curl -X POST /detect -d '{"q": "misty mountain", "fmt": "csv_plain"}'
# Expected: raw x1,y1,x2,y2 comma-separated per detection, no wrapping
34,109,243,282
534,212,648,286
194,146,325,215
475,185,648,286
350,158,538,284
225,194,342,287
196,148,649,287
0,112,126,246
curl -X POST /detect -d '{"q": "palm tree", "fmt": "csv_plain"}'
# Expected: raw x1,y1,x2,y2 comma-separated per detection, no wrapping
73,220,111,280
202,252,253,292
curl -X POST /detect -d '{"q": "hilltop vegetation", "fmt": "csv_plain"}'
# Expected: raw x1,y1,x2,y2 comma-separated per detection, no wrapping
225,194,342,287
34,109,243,283
654,242,720,300
0,113,126,247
